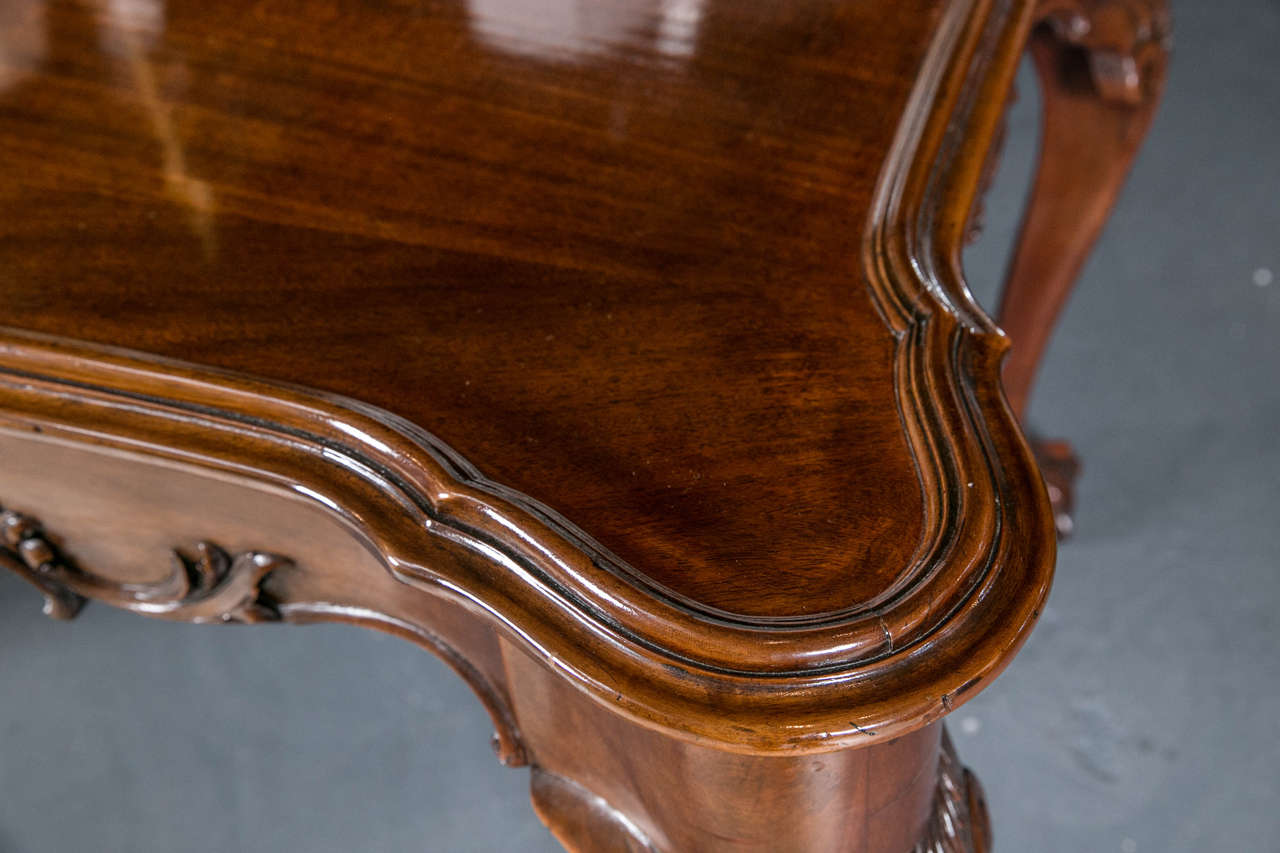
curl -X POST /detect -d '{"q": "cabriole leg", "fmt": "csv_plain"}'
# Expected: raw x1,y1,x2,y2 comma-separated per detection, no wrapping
503,641,990,853
998,0,1170,534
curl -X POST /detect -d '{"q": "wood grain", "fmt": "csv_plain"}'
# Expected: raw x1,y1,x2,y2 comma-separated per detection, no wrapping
0,0,944,617
0,0,1103,848
0,0,1056,753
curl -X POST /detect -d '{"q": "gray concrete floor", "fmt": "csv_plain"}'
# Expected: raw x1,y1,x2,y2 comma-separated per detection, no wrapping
959,2,1280,850
1,0,1276,849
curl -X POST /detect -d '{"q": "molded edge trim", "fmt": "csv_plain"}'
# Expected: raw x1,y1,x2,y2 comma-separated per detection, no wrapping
0,0,1052,754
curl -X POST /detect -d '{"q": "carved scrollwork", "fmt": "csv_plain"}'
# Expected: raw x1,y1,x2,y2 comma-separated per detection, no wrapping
0,505,87,619
1037,0,1172,105
913,729,992,853
0,504,288,624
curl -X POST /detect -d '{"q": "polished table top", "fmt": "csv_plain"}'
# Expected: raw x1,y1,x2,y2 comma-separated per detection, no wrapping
0,0,1053,751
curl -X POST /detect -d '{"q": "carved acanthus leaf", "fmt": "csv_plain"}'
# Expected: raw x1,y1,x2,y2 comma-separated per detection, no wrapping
913,729,992,853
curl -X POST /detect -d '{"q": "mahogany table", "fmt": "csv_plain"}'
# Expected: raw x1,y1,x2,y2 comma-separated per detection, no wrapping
0,0,1166,849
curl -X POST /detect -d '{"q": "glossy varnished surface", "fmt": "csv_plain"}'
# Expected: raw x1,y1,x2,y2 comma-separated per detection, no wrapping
0,0,1059,758
0,0,956,617
0,0,1170,846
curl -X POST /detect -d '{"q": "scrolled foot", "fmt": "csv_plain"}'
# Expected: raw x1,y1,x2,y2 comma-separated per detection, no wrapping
1031,437,1080,538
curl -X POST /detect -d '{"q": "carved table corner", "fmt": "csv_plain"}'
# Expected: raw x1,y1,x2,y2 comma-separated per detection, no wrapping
0,0,1167,848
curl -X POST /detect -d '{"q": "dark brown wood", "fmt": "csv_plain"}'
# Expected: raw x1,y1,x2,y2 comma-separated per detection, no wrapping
0,427,531,768
996,0,1170,533
0,0,947,617
0,0,1162,847
0,380,988,850
0,0,1058,746
0,507,286,624
506,641,956,853
914,730,992,853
